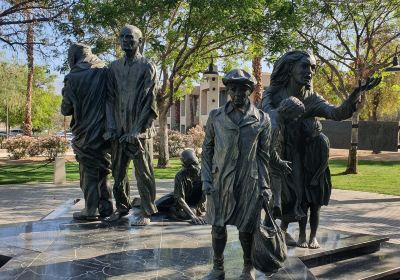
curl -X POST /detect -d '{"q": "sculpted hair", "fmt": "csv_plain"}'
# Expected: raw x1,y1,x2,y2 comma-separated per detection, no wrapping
265,50,313,98
68,43,92,67
277,96,305,116
120,24,143,39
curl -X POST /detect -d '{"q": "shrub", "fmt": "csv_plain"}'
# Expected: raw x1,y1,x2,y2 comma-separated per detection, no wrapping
3,135,68,160
27,138,44,157
154,129,191,157
186,125,205,154
3,135,32,159
168,130,190,157
40,136,68,160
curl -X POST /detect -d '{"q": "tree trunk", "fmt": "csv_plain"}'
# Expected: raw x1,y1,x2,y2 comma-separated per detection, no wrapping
157,106,170,168
252,56,263,105
371,92,380,121
23,22,34,136
189,95,195,127
371,93,381,154
346,111,359,174
174,101,180,130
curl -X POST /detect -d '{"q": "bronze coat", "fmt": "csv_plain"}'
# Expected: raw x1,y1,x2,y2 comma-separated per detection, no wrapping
202,102,271,233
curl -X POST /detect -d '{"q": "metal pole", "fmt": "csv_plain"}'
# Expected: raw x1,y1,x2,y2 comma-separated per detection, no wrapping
6,99,9,138
63,116,67,139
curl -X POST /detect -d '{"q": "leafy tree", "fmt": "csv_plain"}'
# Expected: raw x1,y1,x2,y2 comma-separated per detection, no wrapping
0,60,61,133
66,0,299,167
314,64,400,121
0,0,73,47
296,0,400,173
0,60,25,129
1,0,74,136
363,71,400,121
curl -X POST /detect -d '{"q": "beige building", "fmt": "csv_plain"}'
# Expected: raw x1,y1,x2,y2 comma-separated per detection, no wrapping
167,62,271,133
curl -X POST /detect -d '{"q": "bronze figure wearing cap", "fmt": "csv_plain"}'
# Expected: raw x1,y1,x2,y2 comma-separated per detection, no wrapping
202,69,271,280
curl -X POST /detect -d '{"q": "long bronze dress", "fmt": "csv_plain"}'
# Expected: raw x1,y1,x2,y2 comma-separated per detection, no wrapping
262,89,355,222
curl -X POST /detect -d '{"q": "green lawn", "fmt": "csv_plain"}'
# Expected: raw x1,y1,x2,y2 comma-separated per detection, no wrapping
330,160,400,196
0,159,399,196
0,158,182,185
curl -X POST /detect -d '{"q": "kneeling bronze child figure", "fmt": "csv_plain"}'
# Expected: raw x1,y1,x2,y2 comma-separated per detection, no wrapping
156,149,206,225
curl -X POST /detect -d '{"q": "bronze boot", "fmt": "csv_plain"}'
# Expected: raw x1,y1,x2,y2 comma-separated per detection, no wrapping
204,256,225,280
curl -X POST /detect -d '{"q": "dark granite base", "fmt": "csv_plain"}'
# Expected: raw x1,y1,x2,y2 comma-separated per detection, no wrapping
310,242,400,280
286,226,389,267
0,201,315,280
2,199,396,280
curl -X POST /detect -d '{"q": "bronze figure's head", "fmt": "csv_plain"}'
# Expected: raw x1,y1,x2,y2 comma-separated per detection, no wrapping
119,25,143,57
68,43,92,69
270,50,316,90
277,96,305,123
223,69,256,108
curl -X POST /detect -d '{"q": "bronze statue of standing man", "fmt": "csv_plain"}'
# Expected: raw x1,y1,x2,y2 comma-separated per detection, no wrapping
104,25,158,226
61,43,113,221
202,69,271,280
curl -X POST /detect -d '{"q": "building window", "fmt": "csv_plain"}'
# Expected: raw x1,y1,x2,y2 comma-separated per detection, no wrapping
194,96,200,116
180,96,186,116
168,107,171,117
181,125,185,133
201,90,207,115
219,89,228,106
167,124,170,129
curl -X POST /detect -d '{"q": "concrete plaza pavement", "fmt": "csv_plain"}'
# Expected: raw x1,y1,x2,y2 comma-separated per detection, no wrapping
0,180,399,245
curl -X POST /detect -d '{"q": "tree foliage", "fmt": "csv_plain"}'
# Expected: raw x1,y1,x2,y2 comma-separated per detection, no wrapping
65,0,299,166
313,64,400,121
0,59,61,132
298,0,400,97
296,0,400,173
0,0,73,49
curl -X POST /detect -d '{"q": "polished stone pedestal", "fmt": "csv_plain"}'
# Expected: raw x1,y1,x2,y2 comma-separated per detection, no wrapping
287,226,389,267
1,198,399,279
285,225,400,280
311,242,400,280
0,200,314,280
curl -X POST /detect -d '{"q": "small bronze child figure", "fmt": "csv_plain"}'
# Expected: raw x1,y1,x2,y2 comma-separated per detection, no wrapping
298,118,331,249
269,97,305,220
156,149,206,225
202,69,271,280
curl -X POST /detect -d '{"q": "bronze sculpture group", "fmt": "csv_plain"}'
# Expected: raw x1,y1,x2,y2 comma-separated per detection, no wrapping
61,25,381,279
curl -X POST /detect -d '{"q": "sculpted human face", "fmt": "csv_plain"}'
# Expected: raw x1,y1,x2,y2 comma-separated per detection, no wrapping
119,29,141,56
290,56,316,89
226,83,251,108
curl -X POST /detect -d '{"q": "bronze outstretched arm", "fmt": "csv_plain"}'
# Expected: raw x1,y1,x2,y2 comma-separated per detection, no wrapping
348,76,382,104
305,76,382,121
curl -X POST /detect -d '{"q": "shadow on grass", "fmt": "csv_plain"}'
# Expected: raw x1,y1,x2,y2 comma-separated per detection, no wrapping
331,171,348,176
